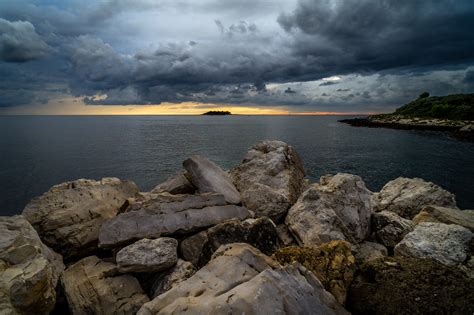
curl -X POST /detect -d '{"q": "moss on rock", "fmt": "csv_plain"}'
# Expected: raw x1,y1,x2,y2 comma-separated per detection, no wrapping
273,240,355,305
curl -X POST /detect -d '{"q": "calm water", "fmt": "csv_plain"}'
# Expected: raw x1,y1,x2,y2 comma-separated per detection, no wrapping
1,115,474,215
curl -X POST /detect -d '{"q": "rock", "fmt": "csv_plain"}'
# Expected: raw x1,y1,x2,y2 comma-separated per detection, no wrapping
150,259,196,298
22,177,139,259
355,242,388,265
183,155,241,204
273,240,355,305
286,173,373,245
413,205,474,231
0,215,65,314
276,224,297,247
373,177,457,219
394,222,472,265
180,217,280,267
230,140,305,221
372,211,415,248
116,238,178,273
138,243,348,315
150,172,195,195
99,193,251,248
61,256,149,315
347,256,474,315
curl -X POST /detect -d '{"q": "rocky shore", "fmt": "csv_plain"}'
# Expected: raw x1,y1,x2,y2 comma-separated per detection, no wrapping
1,140,473,314
340,115,474,141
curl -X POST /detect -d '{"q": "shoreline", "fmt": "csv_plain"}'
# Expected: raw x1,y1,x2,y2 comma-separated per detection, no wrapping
340,116,474,141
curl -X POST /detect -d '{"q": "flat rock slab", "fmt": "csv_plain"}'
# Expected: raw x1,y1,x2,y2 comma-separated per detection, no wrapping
286,173,373,245
99,193,251,248
413,205,474,231
138,243,348,315
22,177,139,259
0,215,65,315
61,256,149,315
183,155,241,204
230,140,305,221
373,177,457,219
116,238,178,273
394,222,472,265
180,217,280,267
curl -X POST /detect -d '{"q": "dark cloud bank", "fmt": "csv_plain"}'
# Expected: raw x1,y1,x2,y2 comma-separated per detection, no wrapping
0,0,474,111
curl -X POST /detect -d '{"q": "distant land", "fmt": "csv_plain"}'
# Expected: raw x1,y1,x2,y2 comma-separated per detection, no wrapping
340,93,474,141
202,111,232,116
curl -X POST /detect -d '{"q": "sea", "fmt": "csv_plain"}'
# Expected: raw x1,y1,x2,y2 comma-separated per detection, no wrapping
1,115,473,215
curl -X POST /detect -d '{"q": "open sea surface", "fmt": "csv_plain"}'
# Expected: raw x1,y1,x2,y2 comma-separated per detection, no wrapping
1,115,473,215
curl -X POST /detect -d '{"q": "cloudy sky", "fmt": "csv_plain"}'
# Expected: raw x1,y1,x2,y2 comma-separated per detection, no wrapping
1,0,473,114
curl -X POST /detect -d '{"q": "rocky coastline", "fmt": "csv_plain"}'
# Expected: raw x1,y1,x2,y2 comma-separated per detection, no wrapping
1,140,473,314
340,115,474,141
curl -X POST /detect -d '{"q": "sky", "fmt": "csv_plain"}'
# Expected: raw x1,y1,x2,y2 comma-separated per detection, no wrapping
0,0,473,115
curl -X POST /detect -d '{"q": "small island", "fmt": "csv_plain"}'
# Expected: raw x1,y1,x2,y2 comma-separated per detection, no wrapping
340,93,474,141
202,111,232,116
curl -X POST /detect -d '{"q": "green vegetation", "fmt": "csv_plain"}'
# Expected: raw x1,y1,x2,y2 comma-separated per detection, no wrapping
202,111,232,116
392,93,474,120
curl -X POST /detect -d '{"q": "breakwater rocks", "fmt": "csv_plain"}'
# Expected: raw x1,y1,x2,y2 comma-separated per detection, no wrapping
1,140,473,314
340,116,474,141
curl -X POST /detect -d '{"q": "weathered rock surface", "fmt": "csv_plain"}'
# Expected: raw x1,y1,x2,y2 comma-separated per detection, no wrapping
116,238,178,273
373,177,457,219
230,140,305,221
0,216,65,314
180,217,280,267
183,155,241,204
138,243,348,315
99,193,251,248
394,222,472,265
276,224,297,247
150,259,196,298
347,256,474,315
22,177,139,259
355,242,388,265
61,256,149,315
372,210,415,248
151,172,195,195
286,173,373,245
273,240,355,305
413,205,474,231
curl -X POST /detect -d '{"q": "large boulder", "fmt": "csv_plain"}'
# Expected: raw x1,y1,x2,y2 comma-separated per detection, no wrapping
0,216,65,315
373,177,457,219
151,172,195,195
354,242,388,265
394,222,472,265
99,193,251,248
180,217,280,267
372,211,415,249
22,178,139,259
61,256,149,315
273,240,355,305
183,155,241,204
116,238,178,273
286,173,373,245
150,259,196,298
230,140,305,221
138,243,348,315
413,205,474,231
347,256,474,315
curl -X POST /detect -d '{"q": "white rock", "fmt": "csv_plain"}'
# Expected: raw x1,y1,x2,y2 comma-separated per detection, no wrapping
116,238,178,273
394,222,472,265
286,173,373,245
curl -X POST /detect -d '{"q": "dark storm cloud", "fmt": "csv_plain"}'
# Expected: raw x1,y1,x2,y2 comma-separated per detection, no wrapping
278,0,474,73
0,18,50,62
0,0,473,110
